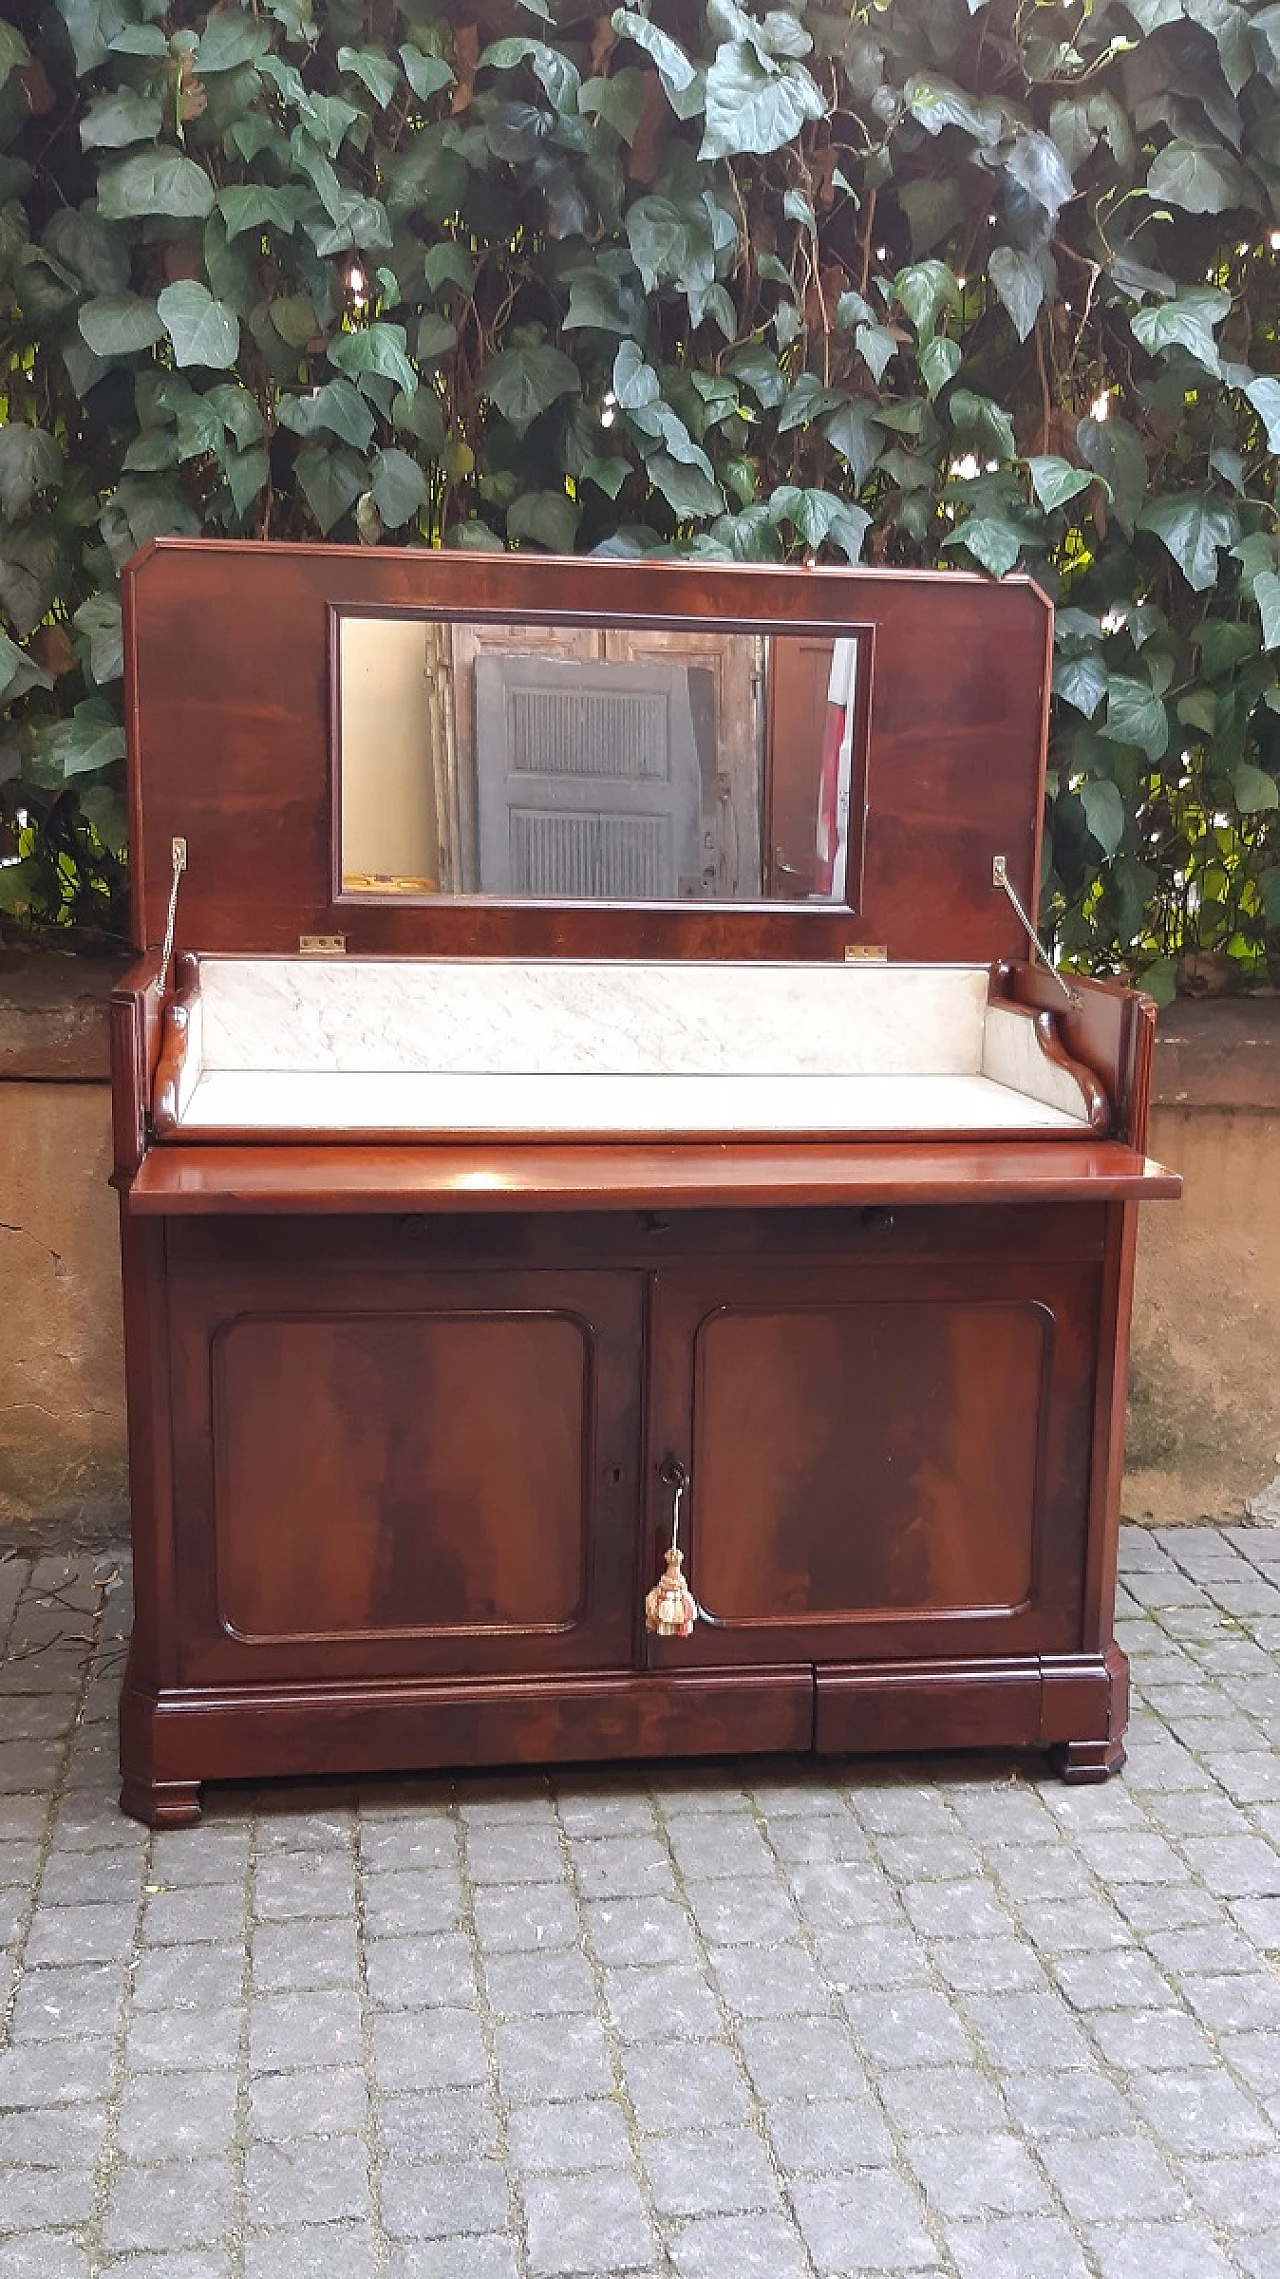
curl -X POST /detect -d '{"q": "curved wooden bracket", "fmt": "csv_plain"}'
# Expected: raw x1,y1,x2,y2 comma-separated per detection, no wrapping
151,953,200,1138
1028,1006,1111,1135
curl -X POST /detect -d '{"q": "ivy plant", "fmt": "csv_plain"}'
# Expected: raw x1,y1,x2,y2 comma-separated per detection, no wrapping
0,0,1277,987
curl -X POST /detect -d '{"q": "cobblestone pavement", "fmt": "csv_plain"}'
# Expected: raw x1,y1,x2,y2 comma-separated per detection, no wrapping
2,1525,1280,2278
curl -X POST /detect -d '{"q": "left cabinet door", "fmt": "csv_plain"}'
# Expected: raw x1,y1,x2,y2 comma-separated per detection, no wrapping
163,1222,645,1685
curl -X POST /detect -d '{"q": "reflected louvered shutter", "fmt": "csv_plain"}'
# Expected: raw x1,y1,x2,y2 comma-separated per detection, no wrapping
475,656,702,899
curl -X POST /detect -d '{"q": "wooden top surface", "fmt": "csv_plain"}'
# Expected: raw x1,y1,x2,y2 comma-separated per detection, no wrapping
122,541,1052,969
127,1139,1180,1215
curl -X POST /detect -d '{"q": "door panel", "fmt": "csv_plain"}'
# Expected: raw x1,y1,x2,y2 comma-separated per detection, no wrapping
166,1247,644,1684
648,1255,1100,1666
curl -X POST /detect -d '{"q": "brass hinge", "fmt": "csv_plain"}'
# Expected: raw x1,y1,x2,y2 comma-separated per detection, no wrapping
298,933,346,955
844,943,888,962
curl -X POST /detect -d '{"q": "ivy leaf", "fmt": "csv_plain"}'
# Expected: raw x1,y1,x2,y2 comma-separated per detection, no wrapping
579,67,648,142
479,340,579,434
0,628,53,702
1254,571,1280,653
648,451,722,518
1138,493,1239,591
989,246,1043,343
98,151,215,222
195,9,273,73
278,380,376,450
777,373,842,433
893,259,959,338
80,89,163,151
295,444,366,534
855,324,898,384
1080,779,1126,857
1054,651,1108,719
72,592,123,686
768,486,869,560
369,447,428,529
0,425,63,518
78,294,165,357
726,346,785,408
423,242,473,296
218,186,304,241
824,401,883,486
507,489,581,550
1146,140,1249,214
1244,376,1280,453
942,517,1025,578
1027,456,1094,513
920,336,961,400
564,266,643,336
0,21,31,90
225,445,268,519
1102,675,1169,761
205,384,265,448
329,322,418,401
949,390,1017,462
1131,287,1229,377
611,11,704,117
581,454,631,498
337,45,401,110
1077,414,1146,537
400,43,455,102
904,72,1005,145
157,282,240,371
700,40,825,161
1233,762,1279,814
47,696,126,778
1005,131,1074,221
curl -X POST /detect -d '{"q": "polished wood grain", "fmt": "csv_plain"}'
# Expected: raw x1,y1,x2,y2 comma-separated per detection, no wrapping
122,541,1052,968
126,1138,1180,1215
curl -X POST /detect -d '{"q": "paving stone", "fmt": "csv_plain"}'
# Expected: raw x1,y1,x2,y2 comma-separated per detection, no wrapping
569,1835,675,1901
844,1988,973,2068
387,2244,518,2279
765,1814,872,1868
555,1788,658,1839
359,1815,459,1874
117,2068,240,2161
668,2211,811,2279
464,1825,566,1885
926,1935,1049,1994
1182,2151,1280,2231
1038,2133,1187,2220
0,2103,106,2167
365,1931,475,2009
141,1883,246,1947
879,2065,1009,2137
245,2136,371,2226
0,2234,93,2279
131,1942,244,2011
483,1946,595,2017
471,1880,579,1953
642,2126,780,2217
249,1989,364,2073
1231,1895,1280,1947
506,2099,632,2174
1051,1947,1175,2011
99,2256,231,2279
1088,2006,1218,2072
0,2039,115,2106
376,2089,498,2163
251,1917,357,1992
9,1960,125,2040
372,2007,487,2092
496,2015,613,2103
764,2094,894,2170
103,2158,235,2254
788,1861,898,1932
999,2069,1132,2139
522,2169,656,2276
791,2169,939,2271
904,2130,1051,2217
23,1899,136,1966
249,2066,369,2142
736,2015,868,2101
244,2237,375,2279
149,1827,252,1885
126,2004,241,2072
601,1962,724,2043
361,1869,463,1940
38,1847,143,1904
584,1893,699,1969
960,1991,1095,2073
1083,2225,1240,2279
663,1816,776,1883
621,2040,749,2132
709,1942,833,2018
0,2167,95,2230
1126,2065,1273,2153
816,1926,934,1992
680,1877,797,1947
944,2216,1091,2279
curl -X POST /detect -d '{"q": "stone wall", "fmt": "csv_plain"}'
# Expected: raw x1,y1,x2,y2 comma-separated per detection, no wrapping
0,955,1276,1538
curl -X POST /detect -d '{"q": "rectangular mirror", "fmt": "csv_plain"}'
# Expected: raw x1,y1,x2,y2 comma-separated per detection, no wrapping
337,613,866,905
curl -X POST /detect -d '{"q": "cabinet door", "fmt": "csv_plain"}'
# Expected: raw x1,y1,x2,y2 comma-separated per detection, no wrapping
165,1226,643,1685
646,1253,1100,1667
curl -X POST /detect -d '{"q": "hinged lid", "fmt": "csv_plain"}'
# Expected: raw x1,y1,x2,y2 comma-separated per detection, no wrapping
122,539,1052,966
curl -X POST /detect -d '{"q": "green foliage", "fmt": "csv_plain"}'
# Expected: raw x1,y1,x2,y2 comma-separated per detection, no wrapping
0,0,1277,983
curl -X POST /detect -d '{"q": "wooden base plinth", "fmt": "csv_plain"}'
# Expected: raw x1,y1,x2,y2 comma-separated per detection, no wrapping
119,1646,1130,1818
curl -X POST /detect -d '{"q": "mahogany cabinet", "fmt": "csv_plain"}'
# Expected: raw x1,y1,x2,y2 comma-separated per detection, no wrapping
111,541,1178,1825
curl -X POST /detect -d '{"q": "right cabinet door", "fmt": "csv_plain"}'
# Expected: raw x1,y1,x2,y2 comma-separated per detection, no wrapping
646,1246,1102,1668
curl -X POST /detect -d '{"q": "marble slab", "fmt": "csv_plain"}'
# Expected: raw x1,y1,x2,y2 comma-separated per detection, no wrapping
181,1067,1085,1137
197,958,993,1080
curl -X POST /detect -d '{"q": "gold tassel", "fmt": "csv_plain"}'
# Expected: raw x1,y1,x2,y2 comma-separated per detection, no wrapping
645,1545,698,1638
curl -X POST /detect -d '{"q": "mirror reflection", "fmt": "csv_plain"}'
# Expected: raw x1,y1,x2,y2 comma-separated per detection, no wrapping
338,615,863,904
